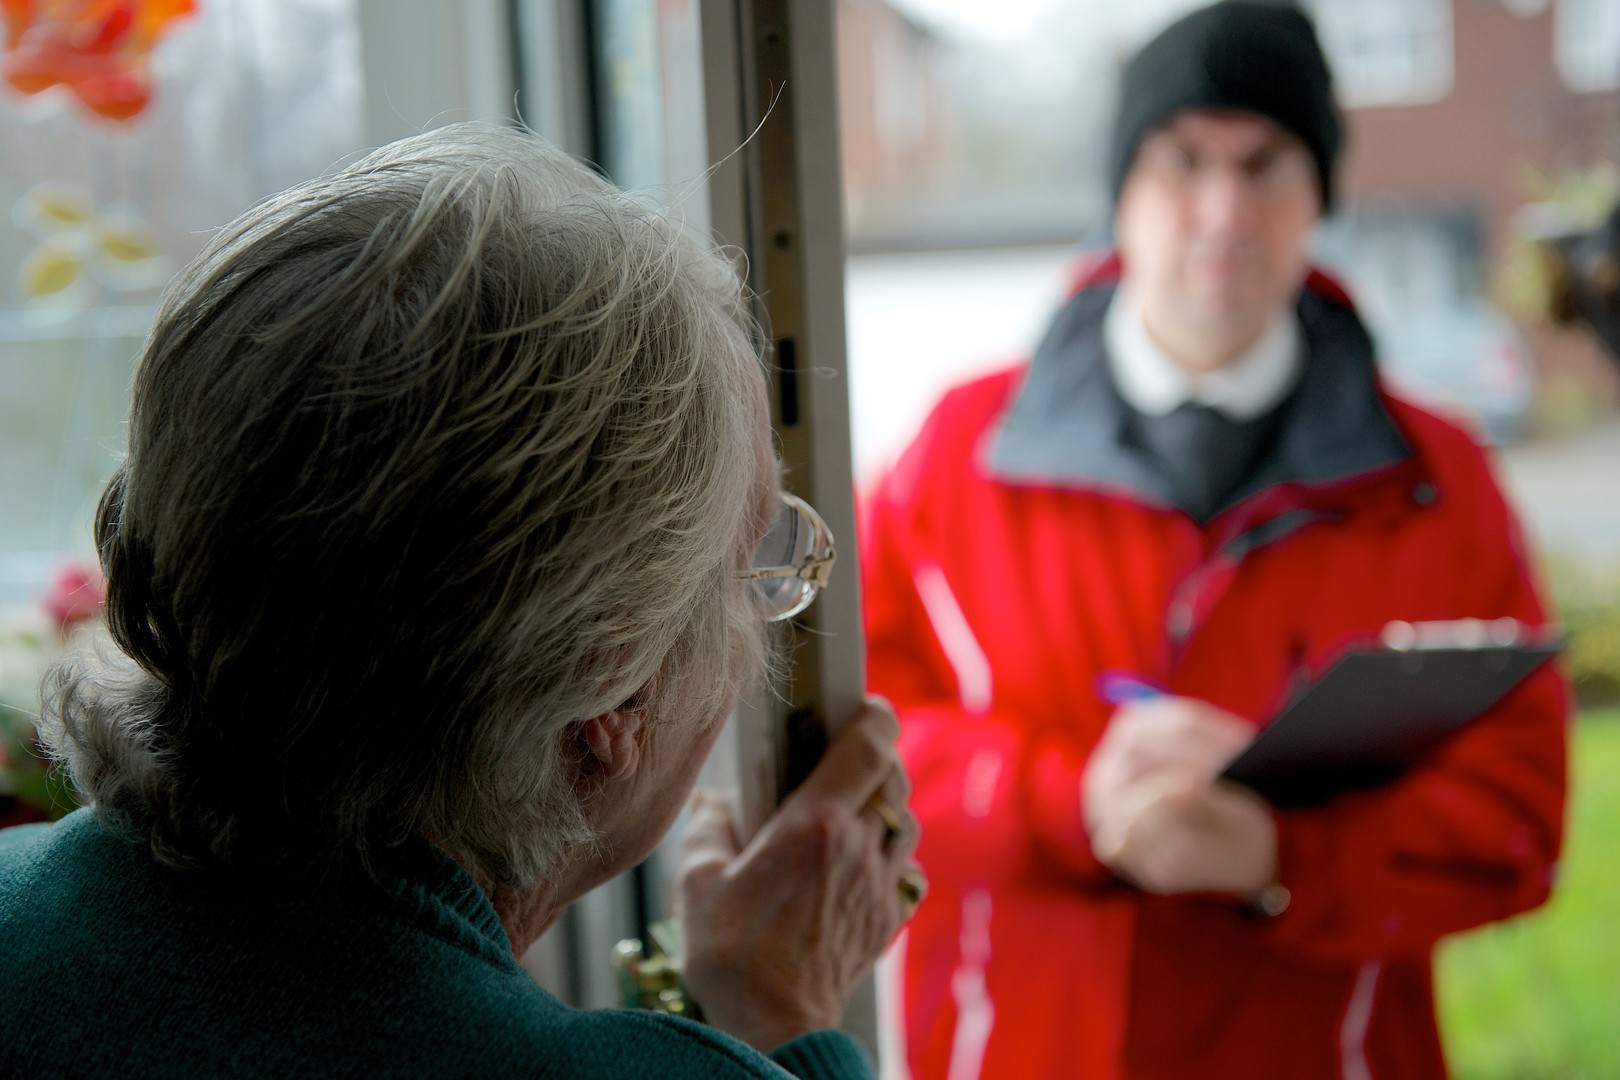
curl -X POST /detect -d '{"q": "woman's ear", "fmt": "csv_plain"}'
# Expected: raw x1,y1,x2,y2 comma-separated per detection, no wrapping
578,707,643,782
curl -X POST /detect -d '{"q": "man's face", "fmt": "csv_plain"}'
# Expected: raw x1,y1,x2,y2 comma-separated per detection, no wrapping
1114,110,1322,371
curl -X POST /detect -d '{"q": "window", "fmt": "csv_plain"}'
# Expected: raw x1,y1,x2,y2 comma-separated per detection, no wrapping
0,0,365,607
588,0,708,196
1556,0,1620,92
1305,0,1453,107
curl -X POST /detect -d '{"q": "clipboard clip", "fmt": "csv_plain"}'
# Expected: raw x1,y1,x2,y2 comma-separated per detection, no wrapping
1380,618,1548,652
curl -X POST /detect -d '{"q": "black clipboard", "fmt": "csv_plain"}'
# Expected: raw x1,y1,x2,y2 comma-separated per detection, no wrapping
1219,619,1562,807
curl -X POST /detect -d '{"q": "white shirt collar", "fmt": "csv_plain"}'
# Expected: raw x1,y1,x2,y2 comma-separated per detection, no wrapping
1104,284,1303,421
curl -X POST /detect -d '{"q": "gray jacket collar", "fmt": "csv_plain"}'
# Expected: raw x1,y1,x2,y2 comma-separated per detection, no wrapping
985,281,1412,515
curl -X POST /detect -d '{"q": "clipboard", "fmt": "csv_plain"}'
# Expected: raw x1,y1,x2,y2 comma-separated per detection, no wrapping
1219,619,1562,807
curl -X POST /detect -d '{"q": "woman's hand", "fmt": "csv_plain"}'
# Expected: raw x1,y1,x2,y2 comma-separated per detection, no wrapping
675,696,921,1053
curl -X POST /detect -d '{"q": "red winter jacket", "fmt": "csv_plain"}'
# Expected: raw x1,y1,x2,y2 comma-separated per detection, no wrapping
861,265,1569,1080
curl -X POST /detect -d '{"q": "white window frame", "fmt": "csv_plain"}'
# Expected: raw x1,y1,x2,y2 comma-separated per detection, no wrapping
1305,0,1454,108
1555,0,1620,93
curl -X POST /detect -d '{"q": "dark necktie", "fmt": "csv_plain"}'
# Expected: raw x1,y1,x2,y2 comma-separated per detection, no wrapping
1127,401,1279,521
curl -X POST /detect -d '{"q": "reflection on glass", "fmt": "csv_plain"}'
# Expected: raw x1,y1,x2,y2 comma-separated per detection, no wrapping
0,0,363,607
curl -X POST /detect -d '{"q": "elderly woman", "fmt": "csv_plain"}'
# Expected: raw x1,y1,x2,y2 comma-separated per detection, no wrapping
0,123,918,1078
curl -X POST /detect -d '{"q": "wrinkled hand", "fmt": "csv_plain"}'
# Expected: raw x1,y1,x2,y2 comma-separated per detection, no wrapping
1083,696,1276,896
676,696,920,1052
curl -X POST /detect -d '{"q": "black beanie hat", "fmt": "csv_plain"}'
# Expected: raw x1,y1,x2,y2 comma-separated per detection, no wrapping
1109,1,1342,210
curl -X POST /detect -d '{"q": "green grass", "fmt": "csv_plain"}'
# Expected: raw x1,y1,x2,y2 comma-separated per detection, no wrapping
1437,710,1620,1080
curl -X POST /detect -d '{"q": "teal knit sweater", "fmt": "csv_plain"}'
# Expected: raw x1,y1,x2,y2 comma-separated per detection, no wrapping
0,810,873,1079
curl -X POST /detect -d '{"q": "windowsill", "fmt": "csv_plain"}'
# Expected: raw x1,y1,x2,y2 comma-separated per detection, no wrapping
0,305,157,344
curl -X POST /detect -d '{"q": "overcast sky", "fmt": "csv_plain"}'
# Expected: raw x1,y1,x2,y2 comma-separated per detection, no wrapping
886,0,1049,42
887,0,1209,49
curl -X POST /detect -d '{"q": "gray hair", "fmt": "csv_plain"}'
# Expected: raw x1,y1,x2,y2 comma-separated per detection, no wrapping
39,122,767,889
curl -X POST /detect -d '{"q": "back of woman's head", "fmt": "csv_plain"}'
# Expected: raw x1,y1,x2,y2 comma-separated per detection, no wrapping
40,122,764,889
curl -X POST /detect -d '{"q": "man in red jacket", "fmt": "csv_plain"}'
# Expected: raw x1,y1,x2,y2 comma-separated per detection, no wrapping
861,3,1570,1078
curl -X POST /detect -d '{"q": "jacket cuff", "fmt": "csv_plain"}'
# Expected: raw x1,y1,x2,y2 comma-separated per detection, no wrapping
1028,744,1116,886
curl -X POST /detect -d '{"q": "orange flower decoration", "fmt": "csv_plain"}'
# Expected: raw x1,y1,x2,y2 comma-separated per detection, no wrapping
1,0,196,122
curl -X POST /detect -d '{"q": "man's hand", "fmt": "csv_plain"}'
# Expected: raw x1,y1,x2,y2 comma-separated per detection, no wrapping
675,696,921,1053
1091,772,1278,895
1083,695,1277,896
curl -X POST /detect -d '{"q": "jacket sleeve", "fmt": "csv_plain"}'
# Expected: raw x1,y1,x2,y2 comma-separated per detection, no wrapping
860,406,1114,894
1260,448,1570,964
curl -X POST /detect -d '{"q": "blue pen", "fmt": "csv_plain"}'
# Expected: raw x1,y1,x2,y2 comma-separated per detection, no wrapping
1096,670,1167,705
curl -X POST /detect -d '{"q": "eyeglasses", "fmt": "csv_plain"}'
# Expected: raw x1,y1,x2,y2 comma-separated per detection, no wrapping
736,491,836,622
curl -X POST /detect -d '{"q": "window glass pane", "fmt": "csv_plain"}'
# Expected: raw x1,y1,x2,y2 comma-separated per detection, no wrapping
0,0,363,607
593,0,667,189
1556,0,1620,92
590,0,707,201
1306,0,1450,107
